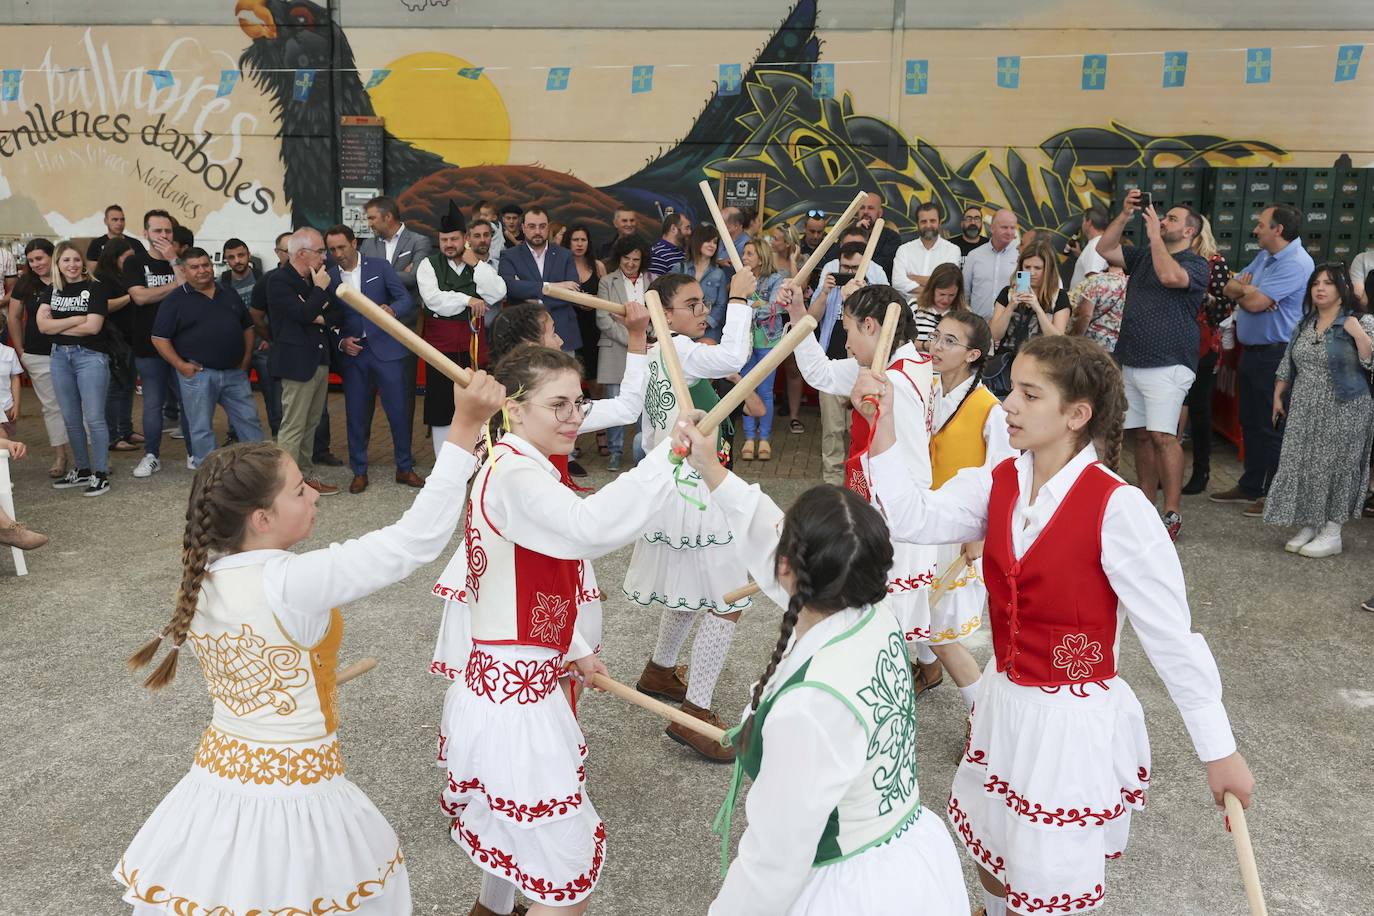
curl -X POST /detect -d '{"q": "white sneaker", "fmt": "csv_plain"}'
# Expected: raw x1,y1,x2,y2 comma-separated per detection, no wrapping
186,457,197,470
170,428,184,440
1284,527,1317,553
133,454,161,478
1298,531,1342,558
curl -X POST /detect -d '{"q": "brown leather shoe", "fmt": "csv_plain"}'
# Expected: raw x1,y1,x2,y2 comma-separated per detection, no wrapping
0,522,48,551
636,659,689,703
666,701,735,763
467,898,529,916
1243,497,1266,518
912,658,944,698
395,469,424,488
305,479,339,496
348,474,368,494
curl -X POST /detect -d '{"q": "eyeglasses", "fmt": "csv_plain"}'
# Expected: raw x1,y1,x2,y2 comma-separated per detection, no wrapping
669,300,710,316
529,397,592,423
806,209,826,219
930,334,972,352
274,247,288,255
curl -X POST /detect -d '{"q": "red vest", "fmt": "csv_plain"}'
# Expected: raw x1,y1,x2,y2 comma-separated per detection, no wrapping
844,357,928,501
466,442,581,653
983,457,1123,687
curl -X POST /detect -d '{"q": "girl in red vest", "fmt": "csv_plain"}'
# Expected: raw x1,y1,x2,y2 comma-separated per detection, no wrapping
442,345,680,916
857,335,1254,916
783,283,978,705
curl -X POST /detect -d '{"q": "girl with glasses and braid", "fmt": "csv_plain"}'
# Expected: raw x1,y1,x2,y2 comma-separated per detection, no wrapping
671,421,969,916
856,335,1254,916
115,374,507,916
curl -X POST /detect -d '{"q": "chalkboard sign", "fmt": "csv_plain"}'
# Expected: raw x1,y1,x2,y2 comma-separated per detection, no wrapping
717,173,766,217
339,115,384,187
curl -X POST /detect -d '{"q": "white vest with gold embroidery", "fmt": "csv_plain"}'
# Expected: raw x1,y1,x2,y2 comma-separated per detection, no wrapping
188,563,343,743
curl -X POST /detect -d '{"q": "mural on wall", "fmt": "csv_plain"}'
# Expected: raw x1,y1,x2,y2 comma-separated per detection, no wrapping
4,0,1358,259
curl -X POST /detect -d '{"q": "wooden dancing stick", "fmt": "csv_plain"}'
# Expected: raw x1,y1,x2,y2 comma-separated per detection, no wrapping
1224,792,1268,916
698,179,746,273
541,282,627,316
336,657,378,685
791,190,867,287
869,301,902,373
590,672,727,744
723,582,762,605
856,217,885,281
696,316,817,434
335,284,473,387
928,555,974,612
645,289,695,414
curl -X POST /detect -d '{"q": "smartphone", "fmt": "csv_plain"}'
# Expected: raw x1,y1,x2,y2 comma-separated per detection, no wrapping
833,271,857,287
1138,191,1152,211
1015,270,1031,294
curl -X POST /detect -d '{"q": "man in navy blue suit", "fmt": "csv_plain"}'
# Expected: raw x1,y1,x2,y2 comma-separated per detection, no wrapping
324,224,421,494
496,206,582,350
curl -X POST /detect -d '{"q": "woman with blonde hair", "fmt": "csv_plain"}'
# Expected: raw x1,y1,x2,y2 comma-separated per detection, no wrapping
1180,217,1235,494
739,237,788,461
770,220,809,435
985,239,1070,397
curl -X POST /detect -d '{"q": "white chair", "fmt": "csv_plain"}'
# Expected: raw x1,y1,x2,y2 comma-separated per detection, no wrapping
0,448,26,576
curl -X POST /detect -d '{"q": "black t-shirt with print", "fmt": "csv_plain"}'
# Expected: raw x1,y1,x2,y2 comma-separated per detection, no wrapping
121,254,177,358
86,234,147,263
46,280,109,351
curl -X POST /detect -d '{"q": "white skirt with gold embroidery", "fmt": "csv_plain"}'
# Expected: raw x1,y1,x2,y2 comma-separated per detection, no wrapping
922,542,984,645
115,729,409,915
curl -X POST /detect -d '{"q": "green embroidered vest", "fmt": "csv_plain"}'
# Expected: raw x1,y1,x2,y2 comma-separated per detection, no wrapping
644,338,732,455
423,252,478,311
716,606,921,870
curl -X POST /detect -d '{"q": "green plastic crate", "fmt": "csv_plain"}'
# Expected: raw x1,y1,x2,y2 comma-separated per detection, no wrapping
1305,168,1337,202
1244,168,1276,206
1206,168,1246,204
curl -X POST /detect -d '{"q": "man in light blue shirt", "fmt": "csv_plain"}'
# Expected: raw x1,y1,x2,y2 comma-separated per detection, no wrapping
962,208,1020,319
1211,205,1313,510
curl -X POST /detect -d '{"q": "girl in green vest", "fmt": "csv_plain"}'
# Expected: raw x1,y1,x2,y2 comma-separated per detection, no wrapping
673,421,970,915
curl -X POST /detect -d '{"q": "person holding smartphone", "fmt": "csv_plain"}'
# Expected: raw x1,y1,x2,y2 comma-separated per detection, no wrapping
985,239,1070,398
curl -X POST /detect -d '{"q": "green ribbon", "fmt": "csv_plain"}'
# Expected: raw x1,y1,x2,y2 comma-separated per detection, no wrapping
672,461,707,511
711,722,748,877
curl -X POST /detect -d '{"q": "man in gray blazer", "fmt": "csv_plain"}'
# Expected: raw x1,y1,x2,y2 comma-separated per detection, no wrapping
361,195,433,436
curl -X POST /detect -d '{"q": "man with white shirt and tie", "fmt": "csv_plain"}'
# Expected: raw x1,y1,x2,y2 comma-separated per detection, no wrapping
361,195,432,437
891,201,962,302
417,200,508,454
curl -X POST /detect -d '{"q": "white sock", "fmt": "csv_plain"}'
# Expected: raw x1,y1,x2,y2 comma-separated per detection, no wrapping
958,678,980,712
652,609,698,668
915,643,937,665
478,874,517,914
983,890,1008,916
431,424,449,458
685,614,737,709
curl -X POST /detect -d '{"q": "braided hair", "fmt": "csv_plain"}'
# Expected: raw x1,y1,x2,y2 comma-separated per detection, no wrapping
127,442,287,688
935,309,993,432
737,485,894,753
488,301,554,368
843,284,918,362
1019,335,1127,470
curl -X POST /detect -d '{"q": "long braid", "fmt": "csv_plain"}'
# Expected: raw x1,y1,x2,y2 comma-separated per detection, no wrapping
937,309,993,432
735,553,810,756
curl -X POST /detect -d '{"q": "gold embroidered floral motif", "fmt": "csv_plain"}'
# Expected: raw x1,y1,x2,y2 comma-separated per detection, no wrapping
193,728,345,785
929,615,983,644
116,848,403,915
187,624,310,717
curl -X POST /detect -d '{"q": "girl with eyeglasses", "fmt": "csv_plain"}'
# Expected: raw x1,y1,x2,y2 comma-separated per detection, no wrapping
440,345,689,916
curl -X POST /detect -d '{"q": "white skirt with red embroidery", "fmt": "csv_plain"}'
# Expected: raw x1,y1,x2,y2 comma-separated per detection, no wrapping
116,734,409,915
946,662,1151,914
440,643,605,905
883,538,941,646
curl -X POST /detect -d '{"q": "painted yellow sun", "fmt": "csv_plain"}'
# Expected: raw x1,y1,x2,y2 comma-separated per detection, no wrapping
367,52,510,167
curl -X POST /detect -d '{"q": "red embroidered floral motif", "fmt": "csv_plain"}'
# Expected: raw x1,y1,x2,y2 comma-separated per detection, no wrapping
983,773,1126,827
465,651,501,699
1005,882,1106,913
888,571,936,593
1051,633,1103,681
444,770,585,823
465,649,563,705
465,504,487,602
453,816,606,902
946,794,1005,876
529,592,572,646
432,581,467,602
846,465,871,500
905,624,932,641
436,731,448,763
575,561,603,605
431,660,462,681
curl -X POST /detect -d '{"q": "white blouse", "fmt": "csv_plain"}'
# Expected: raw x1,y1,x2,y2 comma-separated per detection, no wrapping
869,442,1237,763
707,471,874,915
580,352,646,434
207,441,479,647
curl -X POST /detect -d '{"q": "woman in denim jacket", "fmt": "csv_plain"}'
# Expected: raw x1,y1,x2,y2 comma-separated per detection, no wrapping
677,224,730,342
1264,264,1374,558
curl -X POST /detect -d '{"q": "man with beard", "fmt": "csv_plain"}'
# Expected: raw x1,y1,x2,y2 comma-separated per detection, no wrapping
856,191,903,280
1098,190,1211,542
951,204,986,262
891,201,961,302
417,201,507,454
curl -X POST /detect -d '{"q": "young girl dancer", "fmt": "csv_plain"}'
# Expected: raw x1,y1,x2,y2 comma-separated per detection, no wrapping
430,299,651,693
672,420,970,915
115,373,507,916
623,269,756,763
857,335,1254,915
781,283,959,699
441,346,683,916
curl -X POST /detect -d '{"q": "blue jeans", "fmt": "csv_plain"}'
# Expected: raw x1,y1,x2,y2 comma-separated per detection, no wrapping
740,347,777,441
601,383,625,455
136,356,191,457
179,367,265,465
49,344,111,473
250,345,283,436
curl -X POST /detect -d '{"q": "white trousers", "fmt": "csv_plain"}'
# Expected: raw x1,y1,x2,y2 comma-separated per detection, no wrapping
18,353,69,447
